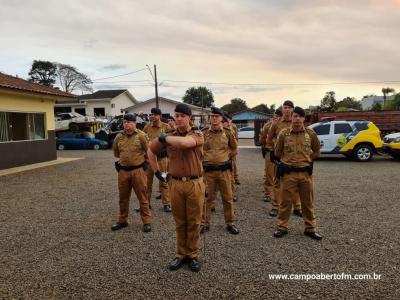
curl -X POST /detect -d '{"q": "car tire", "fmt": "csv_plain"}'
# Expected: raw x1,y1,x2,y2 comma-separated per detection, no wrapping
353,144,373,162
58,144,65,150
93,144,100,150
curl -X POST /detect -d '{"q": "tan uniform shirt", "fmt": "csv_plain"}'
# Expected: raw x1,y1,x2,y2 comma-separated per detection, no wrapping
150,127,204,177
230,123,238,140
202,126,237,164
267,117,292,149
260,122,272,145
113,130,148,166
275,127,320,167
143,120,170,141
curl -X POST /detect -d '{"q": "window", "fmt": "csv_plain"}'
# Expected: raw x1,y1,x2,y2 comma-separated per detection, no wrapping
75,108,86,115
0,111,46,142
111,103,115,108
334,123,352,134
354,122,369,131
94,108,105,117
313,124,330,135
240,127,254,131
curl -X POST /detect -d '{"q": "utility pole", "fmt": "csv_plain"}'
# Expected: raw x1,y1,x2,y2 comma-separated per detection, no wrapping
154,65,159,109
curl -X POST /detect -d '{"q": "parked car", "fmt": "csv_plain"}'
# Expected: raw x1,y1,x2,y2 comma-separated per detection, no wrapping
55,112,97,131
56,131,108,150
95,114,147,147
382,132,400,159
308,120,383,162
238,126,255,139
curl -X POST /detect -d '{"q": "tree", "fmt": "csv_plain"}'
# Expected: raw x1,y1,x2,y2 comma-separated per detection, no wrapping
56,63,93,93
28,60,57,86
336,97,362,111
393,93,400,110
320,91,337,112
371,102,382,112
182,86,214,108
382,87,395,103
252,103,274,114
221,98,248,114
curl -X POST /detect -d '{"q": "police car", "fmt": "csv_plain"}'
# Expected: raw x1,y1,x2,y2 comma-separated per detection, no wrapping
308,119,383,162
383,132,400,159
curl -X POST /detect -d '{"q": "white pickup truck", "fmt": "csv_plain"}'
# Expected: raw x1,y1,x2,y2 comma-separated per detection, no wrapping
55,112,97,131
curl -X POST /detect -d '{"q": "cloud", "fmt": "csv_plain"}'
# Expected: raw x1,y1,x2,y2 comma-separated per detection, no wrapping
101,64,128,71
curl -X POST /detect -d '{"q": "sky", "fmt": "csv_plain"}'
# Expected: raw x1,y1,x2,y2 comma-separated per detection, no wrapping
1,0,400,109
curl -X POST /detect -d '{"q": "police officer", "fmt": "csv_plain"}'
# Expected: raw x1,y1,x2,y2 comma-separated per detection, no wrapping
260,109,282,202
200,107,240,235
143,108,172,212
111,113,152,233
147,103,205,272
167,115,176,130
224,114,240,185
266,100,302,217
273,106,322,240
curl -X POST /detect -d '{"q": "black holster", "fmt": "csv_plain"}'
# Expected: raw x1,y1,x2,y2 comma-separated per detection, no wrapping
261,146,266,158
114,161,121,172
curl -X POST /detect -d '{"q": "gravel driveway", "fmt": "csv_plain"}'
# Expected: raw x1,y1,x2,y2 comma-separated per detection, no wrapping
1,148,399,299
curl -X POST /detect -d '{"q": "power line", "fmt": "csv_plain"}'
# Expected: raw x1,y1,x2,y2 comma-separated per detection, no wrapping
92,68,148,81
162,79,400,86
92,80,153,84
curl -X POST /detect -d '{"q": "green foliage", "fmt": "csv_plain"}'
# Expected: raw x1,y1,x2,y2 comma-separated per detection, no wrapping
382,87,395,101
221,98,248,114
182,86,214,108
371,102,383,112
393,93,400,110
252,103,274,114
28,60,57,86
336,107,348,112
336,97,362,111
320,91,337,112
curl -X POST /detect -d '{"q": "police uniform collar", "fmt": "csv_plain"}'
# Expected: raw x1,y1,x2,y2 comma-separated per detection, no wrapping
152,120,162,127
210,124,223,132
290,125,305,133
124,128,138,136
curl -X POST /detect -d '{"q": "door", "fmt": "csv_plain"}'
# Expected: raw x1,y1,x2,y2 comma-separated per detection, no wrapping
332,123,353,151
312,123,331,152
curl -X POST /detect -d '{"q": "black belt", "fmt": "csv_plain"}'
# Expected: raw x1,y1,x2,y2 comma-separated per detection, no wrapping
203,161,232,172
171,175,202,181
120,162,146,171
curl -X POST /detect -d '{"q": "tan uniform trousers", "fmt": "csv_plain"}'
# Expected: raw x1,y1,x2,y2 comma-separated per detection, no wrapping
118,168,152,224
146,157,170,205
272,169,301,210
169,178,205,259
202,170,235,226
263,153,275,197
232,156,239,181
277,172,316,232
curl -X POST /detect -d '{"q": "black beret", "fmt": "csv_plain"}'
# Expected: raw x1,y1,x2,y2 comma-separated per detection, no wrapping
274,109,283,116
150,107,162,115
168,115,175,121
283,100,294,108
123,113,136,121
293,106,305,117
211,107,224,116
175,103,192,116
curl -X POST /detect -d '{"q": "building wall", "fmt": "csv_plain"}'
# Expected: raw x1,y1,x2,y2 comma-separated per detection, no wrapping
111,93,136,116
0,90,57,169
125,99,206,116
83,100,111,117
0,91,55,130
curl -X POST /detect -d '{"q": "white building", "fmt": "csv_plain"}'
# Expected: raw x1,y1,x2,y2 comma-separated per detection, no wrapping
55,89,138,118
361,95,394,110
124,97,211,125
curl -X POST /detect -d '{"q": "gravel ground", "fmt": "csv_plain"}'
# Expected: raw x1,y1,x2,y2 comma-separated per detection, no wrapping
1,147,399,299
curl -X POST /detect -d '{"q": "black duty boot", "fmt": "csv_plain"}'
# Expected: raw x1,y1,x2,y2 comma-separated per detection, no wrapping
111,223,128,231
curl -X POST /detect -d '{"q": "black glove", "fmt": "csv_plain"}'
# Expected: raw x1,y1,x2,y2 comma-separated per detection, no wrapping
155,170,168,183
158,133,167,144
